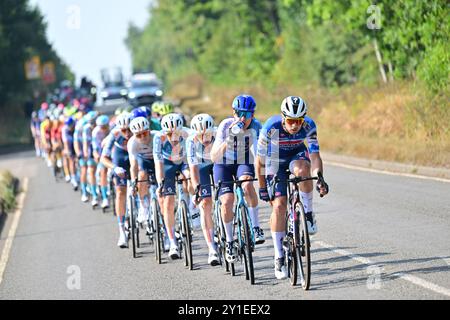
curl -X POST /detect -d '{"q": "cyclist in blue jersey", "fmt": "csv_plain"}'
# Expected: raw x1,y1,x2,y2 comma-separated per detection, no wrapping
188,113,219,266
255,96,329,279
100,113,133,248
153,113,191,260
210,94,265,263
73,113,89,202
61,116,78,190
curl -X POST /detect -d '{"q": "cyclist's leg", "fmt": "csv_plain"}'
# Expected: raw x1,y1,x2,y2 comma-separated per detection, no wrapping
198,164,215,252
87,158,98,204
213,164,235,242
113,149,130,247
136,157,153,221
289,150,316,233
237,164,265,243
98,161,109,205
79,157,88,201
161,160,179,250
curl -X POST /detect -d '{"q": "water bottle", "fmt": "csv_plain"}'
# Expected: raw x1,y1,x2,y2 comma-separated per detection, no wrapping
230,121,244,135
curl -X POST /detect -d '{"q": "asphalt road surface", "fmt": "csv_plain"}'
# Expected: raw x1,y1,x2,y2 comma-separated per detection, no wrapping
0,151,449,300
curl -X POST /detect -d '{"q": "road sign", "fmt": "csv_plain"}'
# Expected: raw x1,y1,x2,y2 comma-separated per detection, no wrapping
24,56,41,80
42,62,56,84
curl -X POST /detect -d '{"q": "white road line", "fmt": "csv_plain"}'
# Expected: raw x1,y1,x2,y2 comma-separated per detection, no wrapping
325,161,450,183
314,240,450,297
0,177,29,285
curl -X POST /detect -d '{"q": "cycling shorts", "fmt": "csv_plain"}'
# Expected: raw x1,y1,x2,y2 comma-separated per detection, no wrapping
213,163,255,196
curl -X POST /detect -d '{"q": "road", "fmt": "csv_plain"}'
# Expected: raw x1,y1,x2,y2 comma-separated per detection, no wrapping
0,151,449,300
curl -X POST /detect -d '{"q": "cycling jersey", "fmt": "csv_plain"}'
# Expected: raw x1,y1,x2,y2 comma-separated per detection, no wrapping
91,126,109,156
153,128,191,163
257,115,319,162
128,131,158,173
186,130,216,166
101,128,131,186
62,125,75,156
213,117,261,165
40,119,51,144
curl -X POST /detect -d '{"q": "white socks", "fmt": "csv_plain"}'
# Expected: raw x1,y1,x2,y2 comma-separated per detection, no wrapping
272,231,285,259
248,207,260,228
300,191,313,213
224,221,234,243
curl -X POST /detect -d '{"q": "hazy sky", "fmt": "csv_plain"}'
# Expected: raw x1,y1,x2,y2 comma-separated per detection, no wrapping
30,0,151,87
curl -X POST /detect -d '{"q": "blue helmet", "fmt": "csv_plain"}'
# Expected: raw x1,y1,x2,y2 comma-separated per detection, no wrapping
131,106,151,120
96,115,109,126
65,116,75,127
85,110,98,122
232,94,256,112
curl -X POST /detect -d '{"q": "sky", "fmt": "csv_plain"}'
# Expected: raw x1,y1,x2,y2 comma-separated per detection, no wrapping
30,0,151,88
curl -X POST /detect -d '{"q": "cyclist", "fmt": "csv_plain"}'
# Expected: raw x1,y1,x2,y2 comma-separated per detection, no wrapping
30,111,42,157
40,111,53,167
151,101,173,122
82,111,100,208
187,113,220,266
211,94,265,263
62,116,78,190
91,114,110,209
128,116,157,235
50,109,64,174
153,113,191,259
100,113,132,248
130,106,162,131
255,96,329,279
73,111,89,202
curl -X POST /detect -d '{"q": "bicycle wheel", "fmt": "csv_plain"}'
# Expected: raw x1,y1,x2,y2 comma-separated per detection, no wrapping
152,198,162,264
285,212,298,286
239,205,255,284
129,195,137,258
110,181,116,216
180,200,193,270
295,201,311,290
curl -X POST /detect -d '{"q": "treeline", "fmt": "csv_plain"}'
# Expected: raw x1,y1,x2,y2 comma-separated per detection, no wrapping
126,0,448,95
0,0,73,109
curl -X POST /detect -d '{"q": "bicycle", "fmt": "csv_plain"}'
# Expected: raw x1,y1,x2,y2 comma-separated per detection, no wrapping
218,178,258,285
196,179,234,275
268,170,324,290
174,172,194,270
128,179,141,258
134,172,166,264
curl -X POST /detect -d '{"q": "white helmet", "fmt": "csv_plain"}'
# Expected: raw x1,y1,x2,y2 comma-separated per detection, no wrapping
281,96,307,118
190,113,214,133
161,113,183,132
116,113,131,129
129,116,149,134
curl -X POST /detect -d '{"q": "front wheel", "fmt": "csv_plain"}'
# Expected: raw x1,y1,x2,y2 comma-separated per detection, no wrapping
239,205,255,285
152,198,162,264
295,202,311,290
180,200,193,270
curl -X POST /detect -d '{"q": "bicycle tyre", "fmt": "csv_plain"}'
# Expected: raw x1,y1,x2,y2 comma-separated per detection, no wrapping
129,195,137,258
152,198,162,264
240,205,255,284
181,200,193,270
285,212,298,286
295,201,311,290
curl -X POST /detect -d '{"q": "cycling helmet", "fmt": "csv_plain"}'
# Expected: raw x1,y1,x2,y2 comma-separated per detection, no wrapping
57,103,65,110
281,96,307,118
190,113,214,133
159,102,174,116
232,94,256,112
161,113,183,132
41,102,49,110
85,110,98,122
65,116,75,127
31,111,38,118
130,106,151,120
114,108,123,116
116,113,131,129
96,115,109,126
130,117,150,134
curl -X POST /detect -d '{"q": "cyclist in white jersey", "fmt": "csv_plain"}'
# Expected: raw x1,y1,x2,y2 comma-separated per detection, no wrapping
153,113,192,260
128,117,157,234
187,114,219,266
92,115,110,209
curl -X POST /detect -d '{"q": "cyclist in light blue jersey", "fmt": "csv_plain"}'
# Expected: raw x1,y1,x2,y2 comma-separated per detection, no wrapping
92,115,110,209
153,113,192,260
82,111,99,208
187,113,219,266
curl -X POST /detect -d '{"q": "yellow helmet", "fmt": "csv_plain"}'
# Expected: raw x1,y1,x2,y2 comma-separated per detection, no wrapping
159,102,174,116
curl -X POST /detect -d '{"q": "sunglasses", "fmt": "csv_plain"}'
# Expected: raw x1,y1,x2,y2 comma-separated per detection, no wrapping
235,110,254,119
120,128,131,135
135,130,149,139
284,117,305,126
